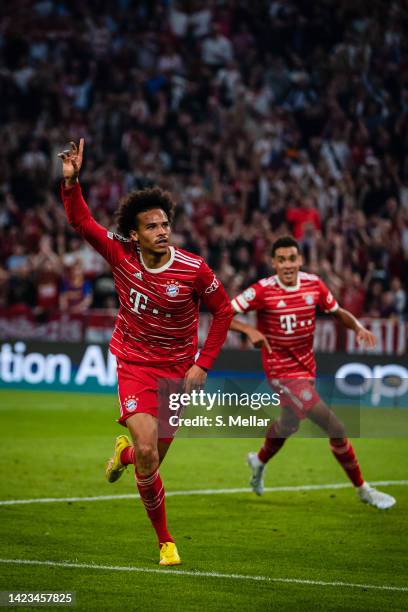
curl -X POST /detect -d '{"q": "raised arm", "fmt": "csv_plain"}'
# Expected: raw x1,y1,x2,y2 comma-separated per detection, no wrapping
58,139,125,267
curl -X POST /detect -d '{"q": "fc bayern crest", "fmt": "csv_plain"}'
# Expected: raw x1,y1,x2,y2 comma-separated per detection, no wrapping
304,294,314,305
125,395,138,412
166,282,179,297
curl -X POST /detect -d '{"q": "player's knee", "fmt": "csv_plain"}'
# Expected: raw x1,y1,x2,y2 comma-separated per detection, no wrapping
328,421,346,439
135,443,159,473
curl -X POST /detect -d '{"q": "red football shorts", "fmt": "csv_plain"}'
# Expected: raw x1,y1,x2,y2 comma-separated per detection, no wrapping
117,357,192,429
269,378,321,419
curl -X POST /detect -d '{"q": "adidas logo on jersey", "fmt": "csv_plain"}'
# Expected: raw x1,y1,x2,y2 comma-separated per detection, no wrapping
277,300,287,308
134,271,143,280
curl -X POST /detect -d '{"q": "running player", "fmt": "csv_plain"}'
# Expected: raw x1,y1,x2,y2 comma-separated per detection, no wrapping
230,235,395,510
59,140,233,565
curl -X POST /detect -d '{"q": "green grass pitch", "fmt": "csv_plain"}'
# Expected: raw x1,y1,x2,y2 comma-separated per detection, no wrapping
0,390,407,611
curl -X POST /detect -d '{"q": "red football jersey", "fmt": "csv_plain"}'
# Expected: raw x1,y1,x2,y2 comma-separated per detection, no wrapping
62,183,232,369
231,272,338,378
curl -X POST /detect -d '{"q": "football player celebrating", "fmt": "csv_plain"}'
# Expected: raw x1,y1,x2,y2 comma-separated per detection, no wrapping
230,235,395,510
59,140,233,565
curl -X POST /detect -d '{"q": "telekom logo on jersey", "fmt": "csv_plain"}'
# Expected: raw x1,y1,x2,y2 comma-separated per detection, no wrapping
129,289,148,314
129,289,172,318
280,314,297,334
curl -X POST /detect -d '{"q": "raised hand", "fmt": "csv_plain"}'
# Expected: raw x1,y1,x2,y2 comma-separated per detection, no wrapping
57,139,84,186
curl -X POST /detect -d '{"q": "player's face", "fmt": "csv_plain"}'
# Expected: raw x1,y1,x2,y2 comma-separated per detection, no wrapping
130,209,171,254
272,247,302,286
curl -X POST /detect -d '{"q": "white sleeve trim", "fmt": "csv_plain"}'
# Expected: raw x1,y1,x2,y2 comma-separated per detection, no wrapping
231,298,244,313
236,294,249,309
328,303,339,313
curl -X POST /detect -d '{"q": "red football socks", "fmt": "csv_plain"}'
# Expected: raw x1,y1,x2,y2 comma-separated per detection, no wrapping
258,421,287,464
329,438,364,487
135,469,173,545
120,446,135,466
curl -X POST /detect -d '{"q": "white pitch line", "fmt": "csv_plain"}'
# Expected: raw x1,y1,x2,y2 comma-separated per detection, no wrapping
0,480,407,507
0,559,407,593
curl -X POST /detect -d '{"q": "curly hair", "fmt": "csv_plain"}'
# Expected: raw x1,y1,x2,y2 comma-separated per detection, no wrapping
115,187,175,237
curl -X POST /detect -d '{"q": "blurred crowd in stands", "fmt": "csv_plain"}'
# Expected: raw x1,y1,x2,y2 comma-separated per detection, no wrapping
0,0,407,320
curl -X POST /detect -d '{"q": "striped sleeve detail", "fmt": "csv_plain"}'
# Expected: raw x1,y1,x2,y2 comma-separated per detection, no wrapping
237,294,249,309
231,296,248,313
231,298,243,313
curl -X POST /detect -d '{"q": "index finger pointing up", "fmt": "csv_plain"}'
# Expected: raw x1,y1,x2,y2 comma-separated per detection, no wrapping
78,138,84,159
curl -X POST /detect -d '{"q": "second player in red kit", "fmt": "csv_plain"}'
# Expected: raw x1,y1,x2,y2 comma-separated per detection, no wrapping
231,235,395,510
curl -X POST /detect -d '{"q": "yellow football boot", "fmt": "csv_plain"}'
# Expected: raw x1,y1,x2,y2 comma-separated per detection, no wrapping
105,435,131,483
159,542,181,566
